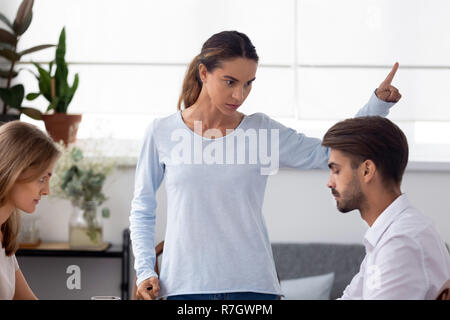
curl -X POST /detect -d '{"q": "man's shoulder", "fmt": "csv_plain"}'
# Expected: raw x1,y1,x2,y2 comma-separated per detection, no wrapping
393,205,432,232
381,205,438,248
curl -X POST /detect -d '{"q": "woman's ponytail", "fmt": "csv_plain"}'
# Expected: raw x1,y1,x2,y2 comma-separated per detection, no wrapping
177,55,202,110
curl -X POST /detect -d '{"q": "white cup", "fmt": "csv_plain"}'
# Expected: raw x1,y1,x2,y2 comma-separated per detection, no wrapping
91,296,121,300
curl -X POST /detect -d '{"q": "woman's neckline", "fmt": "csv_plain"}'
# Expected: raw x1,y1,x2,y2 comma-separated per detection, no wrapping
177,110,247,141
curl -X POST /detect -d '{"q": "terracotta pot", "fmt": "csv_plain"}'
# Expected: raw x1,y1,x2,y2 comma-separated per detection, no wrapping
42,113,82,145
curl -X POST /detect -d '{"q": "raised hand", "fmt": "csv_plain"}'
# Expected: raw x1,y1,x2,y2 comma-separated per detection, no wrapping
376,62,401,103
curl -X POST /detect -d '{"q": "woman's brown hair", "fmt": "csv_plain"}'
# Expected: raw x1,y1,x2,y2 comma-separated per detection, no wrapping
177,31,259,110
0,121,60,256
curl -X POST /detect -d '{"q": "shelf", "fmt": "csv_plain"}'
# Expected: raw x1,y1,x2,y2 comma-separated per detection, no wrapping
15,242,125,258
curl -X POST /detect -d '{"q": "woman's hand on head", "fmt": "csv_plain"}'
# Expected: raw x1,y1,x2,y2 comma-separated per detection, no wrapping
136,276,160,300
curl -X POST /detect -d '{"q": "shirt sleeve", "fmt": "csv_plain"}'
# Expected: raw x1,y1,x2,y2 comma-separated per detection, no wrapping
129,119,165,288
13,255,19,271
275,90,396,170
364,236,429,300
338,255,368,300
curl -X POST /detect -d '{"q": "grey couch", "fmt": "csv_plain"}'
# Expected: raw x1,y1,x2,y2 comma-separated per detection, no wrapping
271,243,366,300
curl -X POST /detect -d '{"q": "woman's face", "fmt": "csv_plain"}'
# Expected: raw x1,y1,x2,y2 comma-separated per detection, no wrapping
200,57,257,116
7,161,56,214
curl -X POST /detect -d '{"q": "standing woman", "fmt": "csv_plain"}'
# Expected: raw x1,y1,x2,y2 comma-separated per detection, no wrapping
0,121,60,300
130,31,401,300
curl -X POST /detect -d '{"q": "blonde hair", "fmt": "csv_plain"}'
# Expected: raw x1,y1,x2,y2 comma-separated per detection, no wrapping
177,31,258,110
0,121,61,256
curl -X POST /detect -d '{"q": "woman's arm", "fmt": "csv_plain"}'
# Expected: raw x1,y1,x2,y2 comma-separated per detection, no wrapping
129,119,165,289
276,64,401,170
13,269,38,300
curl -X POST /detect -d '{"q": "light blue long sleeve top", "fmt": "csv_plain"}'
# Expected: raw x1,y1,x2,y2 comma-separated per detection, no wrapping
129,91,395,298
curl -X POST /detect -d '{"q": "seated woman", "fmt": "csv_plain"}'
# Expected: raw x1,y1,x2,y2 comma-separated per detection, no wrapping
0,121,60,300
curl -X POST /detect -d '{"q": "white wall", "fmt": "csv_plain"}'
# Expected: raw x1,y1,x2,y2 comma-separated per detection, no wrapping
264,168,450,245
33,166,450,246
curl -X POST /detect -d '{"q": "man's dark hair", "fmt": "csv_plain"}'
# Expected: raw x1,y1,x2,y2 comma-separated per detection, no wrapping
322,116,409,186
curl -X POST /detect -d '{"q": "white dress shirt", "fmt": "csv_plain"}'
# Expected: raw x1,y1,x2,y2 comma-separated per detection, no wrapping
340,194,450,300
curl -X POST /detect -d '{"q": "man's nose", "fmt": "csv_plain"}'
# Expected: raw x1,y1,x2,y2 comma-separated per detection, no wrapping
326,176,334,189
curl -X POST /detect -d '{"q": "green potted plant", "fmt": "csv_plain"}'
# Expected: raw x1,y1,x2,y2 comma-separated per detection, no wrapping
0,0,54,123
26,26,80,145
51,144,115,249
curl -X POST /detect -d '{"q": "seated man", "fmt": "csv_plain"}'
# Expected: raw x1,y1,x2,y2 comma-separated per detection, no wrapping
322,116,450,299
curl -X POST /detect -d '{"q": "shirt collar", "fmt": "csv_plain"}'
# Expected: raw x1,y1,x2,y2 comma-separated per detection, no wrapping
363,193,410,249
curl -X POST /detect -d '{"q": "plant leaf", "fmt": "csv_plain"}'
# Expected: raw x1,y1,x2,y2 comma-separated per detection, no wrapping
0,84,24,109
19,11,33,35
0,13,13,31
0,28,17,46
26,92,40,100
67,73,79,105
46,96,59,112
0,48,20,61
33,62,52,101
13,0,34,35
57,27,66,60
71,147,83,162
55,27,68,82
101,207,110,219
0,87,11,106
10,84,24,108
20,107,42,120
0,69,18,79
49,60,54,75
53,28,69,113
0,42,14,51
18,44,55,57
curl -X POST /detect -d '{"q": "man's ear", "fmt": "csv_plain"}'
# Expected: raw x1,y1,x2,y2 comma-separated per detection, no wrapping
362,159,376,183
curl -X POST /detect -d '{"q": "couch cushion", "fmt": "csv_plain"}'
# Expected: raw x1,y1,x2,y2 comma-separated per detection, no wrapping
280,272,335,300
271,243,365,300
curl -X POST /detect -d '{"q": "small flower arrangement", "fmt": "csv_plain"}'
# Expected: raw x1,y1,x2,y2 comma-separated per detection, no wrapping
51,143,114,208
51,143,115,246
